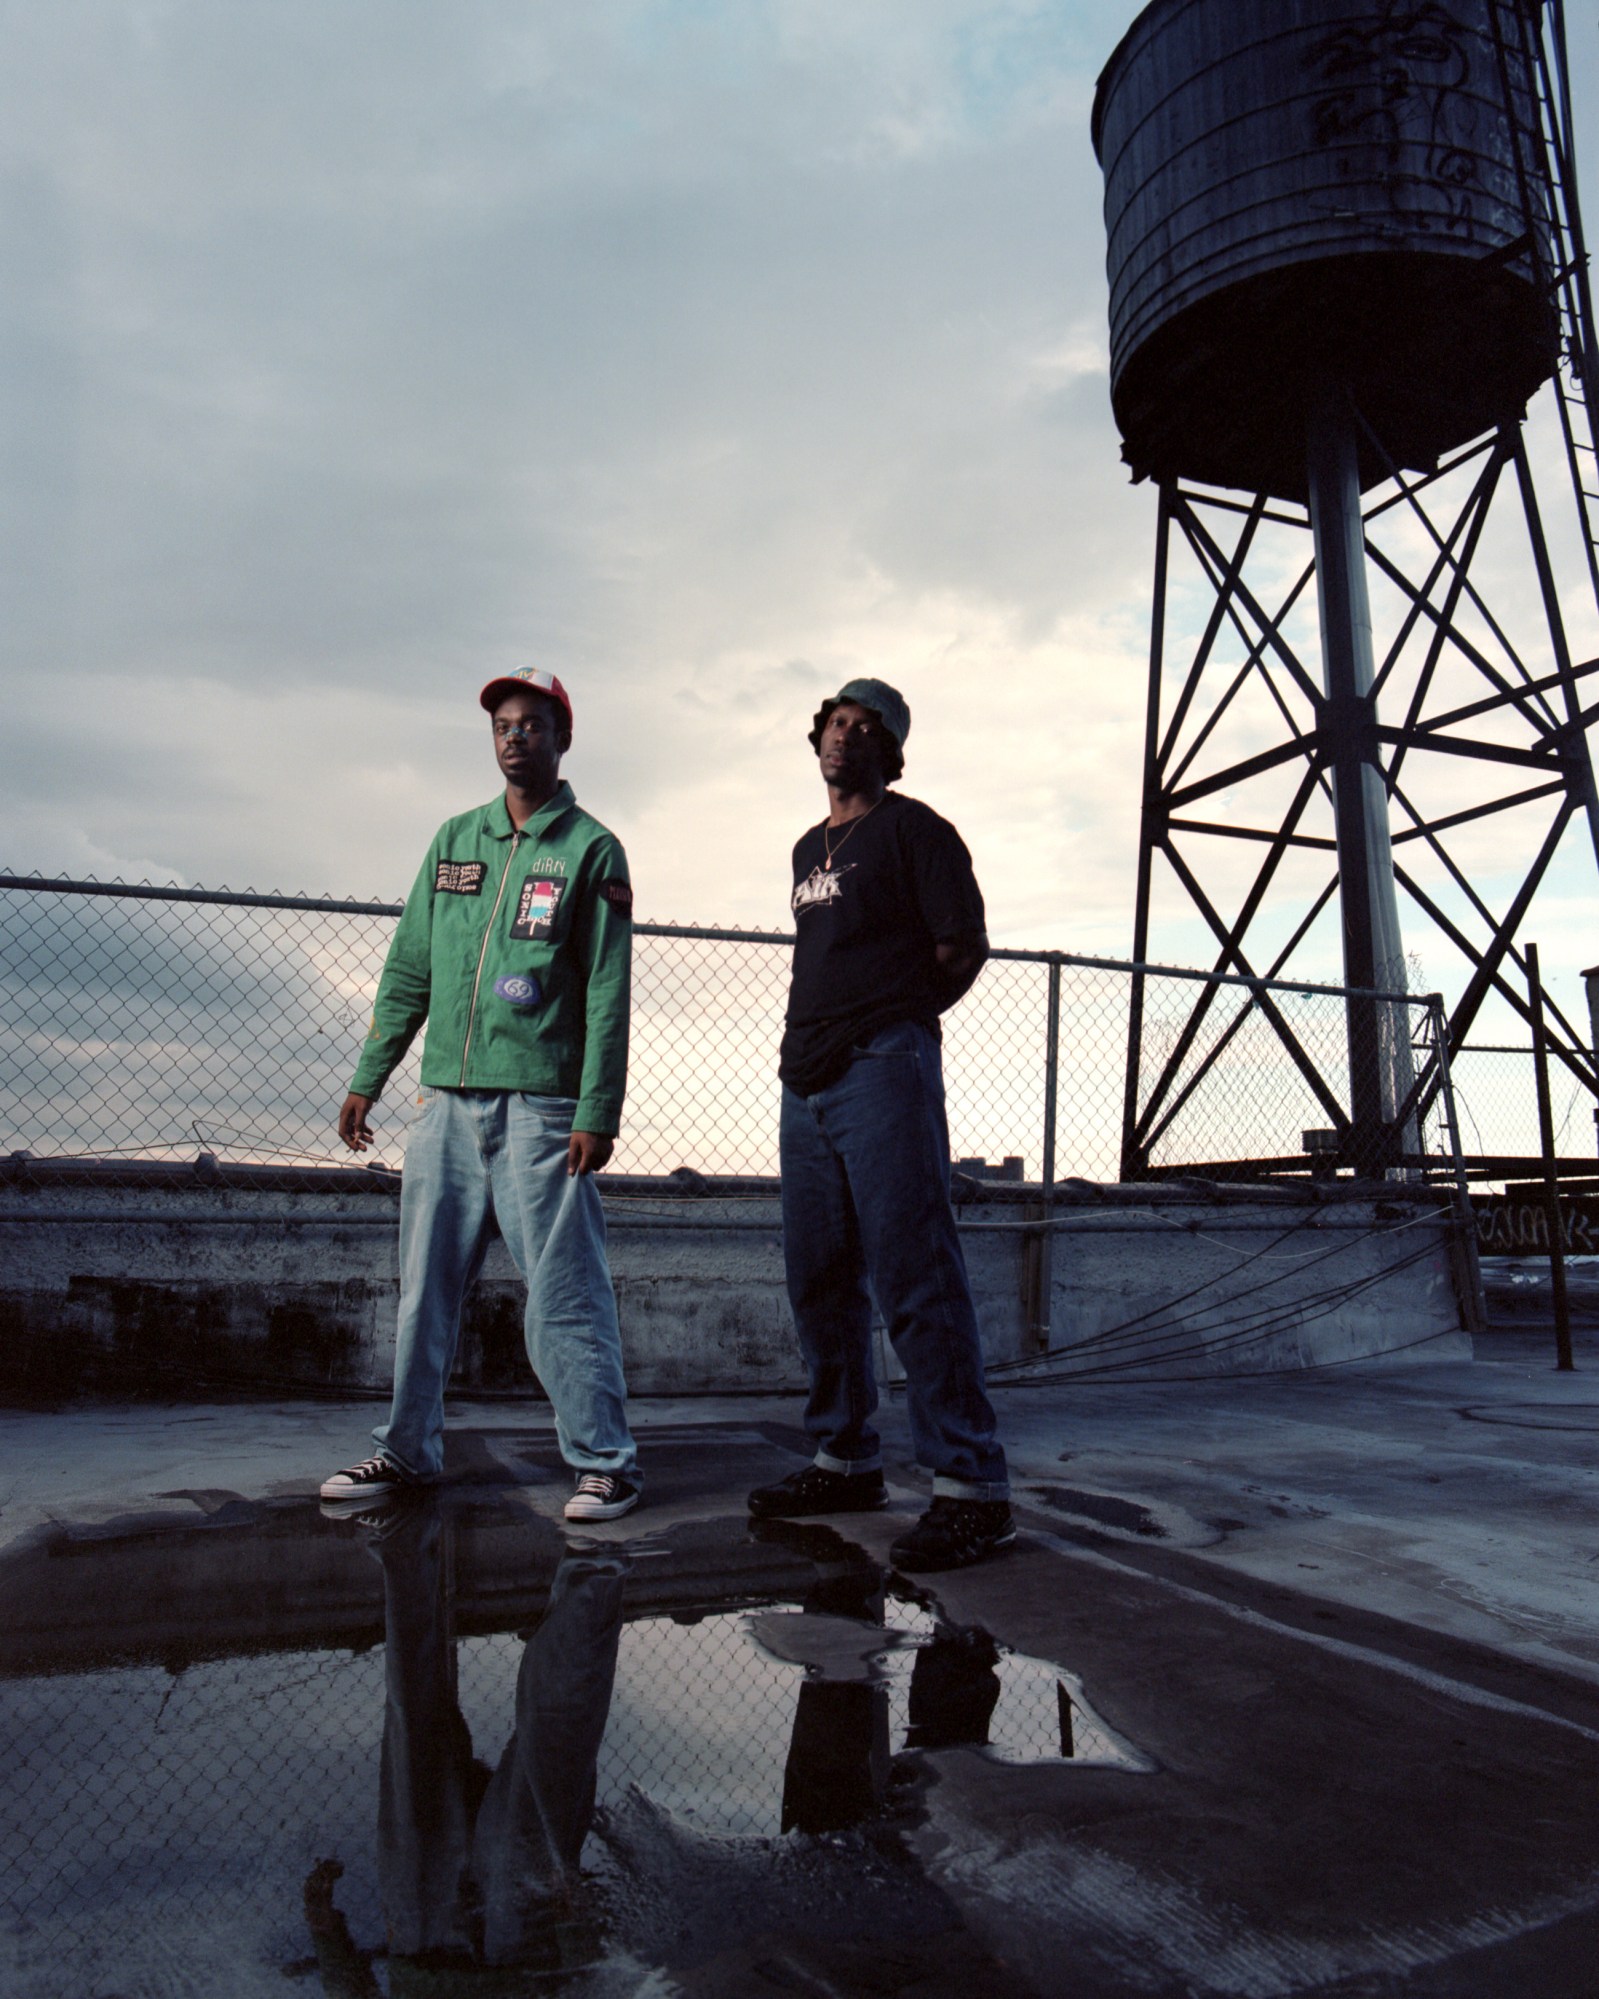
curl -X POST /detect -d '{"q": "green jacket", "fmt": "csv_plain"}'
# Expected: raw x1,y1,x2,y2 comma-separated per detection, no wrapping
349,783,632,1136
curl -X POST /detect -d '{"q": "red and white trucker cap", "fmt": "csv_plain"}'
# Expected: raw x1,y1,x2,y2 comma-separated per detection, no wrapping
479,666,574,736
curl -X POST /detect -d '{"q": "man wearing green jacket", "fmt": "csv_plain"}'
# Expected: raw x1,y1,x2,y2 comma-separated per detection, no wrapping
321,667,641,1522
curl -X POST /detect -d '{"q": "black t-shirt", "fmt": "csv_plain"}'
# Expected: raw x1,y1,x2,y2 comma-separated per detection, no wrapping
779,791,986,1095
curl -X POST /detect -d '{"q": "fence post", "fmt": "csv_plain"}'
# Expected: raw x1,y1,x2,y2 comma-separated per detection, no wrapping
1120,960,1147,1181
1042,960,1060,1191
1526,943,1575,1370
1428,994,1486,1334
1022,961,1062,1355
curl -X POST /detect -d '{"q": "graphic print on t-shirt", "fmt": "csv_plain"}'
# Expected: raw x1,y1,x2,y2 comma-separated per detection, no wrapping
779,794,985,1097
792,863,854,913
510,875,567,938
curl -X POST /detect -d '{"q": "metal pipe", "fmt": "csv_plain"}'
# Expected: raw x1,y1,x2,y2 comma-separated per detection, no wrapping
1526,942,1575,1370
0,875,405,918
0,875,1421,998
1306,388,1416,1172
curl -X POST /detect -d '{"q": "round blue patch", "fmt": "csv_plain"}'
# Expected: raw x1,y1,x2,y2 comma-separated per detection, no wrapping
493,973,543,1009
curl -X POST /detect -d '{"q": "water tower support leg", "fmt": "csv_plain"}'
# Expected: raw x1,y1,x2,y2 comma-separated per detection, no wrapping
1307,391,1412,1173
1122,484,1173,1180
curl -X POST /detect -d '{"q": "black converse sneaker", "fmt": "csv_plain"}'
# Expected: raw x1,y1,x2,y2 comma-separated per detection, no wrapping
319,1454,415,1503
564,1472,641,1522
746,1464,888,1519
890,1497,1016,1572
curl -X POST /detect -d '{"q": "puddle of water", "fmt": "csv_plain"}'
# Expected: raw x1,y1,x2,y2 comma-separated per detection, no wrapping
0,1492,1148,1997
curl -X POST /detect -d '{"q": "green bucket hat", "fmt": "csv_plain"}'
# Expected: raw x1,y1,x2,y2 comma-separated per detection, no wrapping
808,677,911,782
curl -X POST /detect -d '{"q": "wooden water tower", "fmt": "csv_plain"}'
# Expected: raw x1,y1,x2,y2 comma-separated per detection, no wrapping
1095,0,1599,1178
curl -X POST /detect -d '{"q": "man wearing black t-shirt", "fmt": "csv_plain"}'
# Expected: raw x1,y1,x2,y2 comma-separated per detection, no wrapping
748,677,1013,1570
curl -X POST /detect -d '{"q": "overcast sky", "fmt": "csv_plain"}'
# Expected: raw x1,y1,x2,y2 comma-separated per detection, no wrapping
3,1,1597,1011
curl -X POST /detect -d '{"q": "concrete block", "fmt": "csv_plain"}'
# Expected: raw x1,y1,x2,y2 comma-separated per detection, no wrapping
0,1169,1470,1400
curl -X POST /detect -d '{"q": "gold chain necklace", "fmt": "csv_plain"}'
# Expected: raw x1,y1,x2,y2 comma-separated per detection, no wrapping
823,797,881,870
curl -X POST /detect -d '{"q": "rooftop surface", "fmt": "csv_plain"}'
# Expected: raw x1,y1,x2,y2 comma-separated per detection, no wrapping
2,1318,1596,1998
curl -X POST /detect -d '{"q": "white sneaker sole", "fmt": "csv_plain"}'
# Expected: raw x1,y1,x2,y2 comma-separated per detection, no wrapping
563,1489,641,1522
319,1476,406,1502
319,1501,399,1529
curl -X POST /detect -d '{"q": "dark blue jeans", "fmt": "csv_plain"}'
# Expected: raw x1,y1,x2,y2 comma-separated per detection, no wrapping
779,1019,1008,1500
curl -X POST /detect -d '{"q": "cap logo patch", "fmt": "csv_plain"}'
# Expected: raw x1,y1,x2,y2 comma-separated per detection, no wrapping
435,859,486,896
481,665,572,727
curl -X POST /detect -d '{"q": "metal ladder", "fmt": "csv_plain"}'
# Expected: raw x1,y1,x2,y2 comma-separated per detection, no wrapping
1489,0,1599,617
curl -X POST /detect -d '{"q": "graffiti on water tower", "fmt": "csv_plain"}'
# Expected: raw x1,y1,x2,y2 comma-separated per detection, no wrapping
1302,2,1486,233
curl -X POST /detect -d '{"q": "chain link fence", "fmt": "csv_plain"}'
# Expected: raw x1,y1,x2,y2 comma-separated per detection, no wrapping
1448,1042,1599,1170
0,871,1508,1188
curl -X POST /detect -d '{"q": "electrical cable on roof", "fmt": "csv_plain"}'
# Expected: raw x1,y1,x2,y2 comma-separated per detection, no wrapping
976,1223,1446,1382
1091,1237,1449,1378
1005,1310,1468,1391
1140,1204,1447,1263
981,1236,1445,1384
1076,1230,1446,1373
985,1212,1328,1360
1085,1236,1446,1376
985,1206,1445,1375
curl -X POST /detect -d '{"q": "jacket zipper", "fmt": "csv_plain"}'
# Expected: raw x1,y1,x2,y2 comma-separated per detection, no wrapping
460,831,521,1085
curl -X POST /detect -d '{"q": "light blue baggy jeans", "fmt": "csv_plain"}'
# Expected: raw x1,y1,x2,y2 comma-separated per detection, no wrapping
373,1088,637,1481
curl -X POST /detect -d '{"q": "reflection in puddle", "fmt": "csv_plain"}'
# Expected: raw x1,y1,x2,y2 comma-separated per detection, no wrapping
0,1492,1147,1996
587,1599,1148,1841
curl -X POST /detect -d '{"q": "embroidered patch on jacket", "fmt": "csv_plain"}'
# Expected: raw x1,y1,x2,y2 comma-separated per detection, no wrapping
493,973,543,1009
510,875,567,939
792,864,852,912
600,879,634,914
435,859,486,896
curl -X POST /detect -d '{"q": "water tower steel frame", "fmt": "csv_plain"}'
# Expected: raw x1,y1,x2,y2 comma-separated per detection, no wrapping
1095,0,1599,1182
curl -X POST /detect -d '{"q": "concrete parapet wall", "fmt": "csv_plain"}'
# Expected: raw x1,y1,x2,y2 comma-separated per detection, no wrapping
0,1164,1471,1400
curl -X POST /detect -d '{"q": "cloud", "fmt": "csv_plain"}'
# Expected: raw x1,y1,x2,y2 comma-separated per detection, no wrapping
0,0,1594,1038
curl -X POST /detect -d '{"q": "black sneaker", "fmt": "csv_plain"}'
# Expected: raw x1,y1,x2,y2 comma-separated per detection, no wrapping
747,1464,888,1519
890,1498,1016,1572
564,1472,641,1522
319,1454,416,1503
